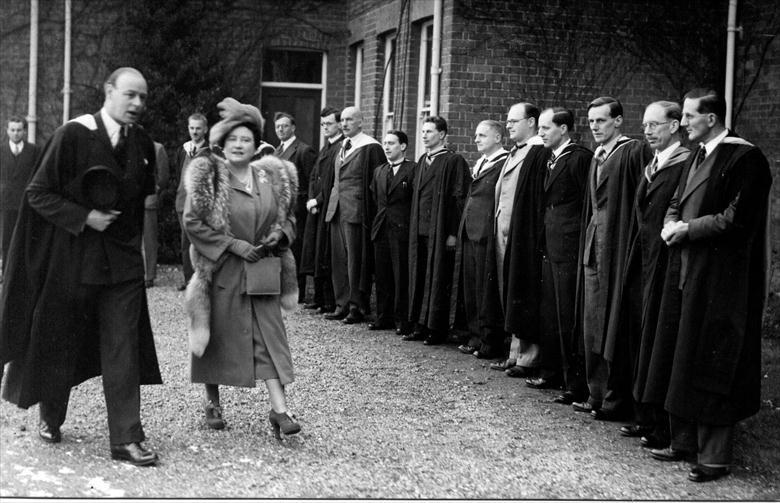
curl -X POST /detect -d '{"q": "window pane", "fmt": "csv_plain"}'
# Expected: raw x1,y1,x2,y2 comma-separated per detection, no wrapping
387,38,396,111
423,24,433,106
263,50,322,83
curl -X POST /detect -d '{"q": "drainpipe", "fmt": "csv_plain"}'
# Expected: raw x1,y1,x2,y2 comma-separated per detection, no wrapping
430,0,443,116
62,0,72,123
725,0,739,129
27,0,39,143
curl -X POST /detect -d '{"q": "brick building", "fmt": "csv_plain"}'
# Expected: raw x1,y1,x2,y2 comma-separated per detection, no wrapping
1,0,777,272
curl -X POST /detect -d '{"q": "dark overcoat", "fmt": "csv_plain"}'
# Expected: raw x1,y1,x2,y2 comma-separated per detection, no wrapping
628,145,688,405
408,150,470,331
0,114,162,408
276,138,316,278
309,136,343,278
663,134,770,424
370,159,415,242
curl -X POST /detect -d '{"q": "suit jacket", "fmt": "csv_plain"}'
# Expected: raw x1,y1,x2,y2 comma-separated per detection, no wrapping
174,141,209,212
662,132,770,424
276,138,316,214
460,152,508,243
370,159,415,241
145,141,170,210
542,143,592,263
0,112,162,409
325,139,385,225
0,140,40,211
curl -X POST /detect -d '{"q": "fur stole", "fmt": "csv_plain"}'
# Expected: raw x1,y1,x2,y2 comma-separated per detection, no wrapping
184,154,299,357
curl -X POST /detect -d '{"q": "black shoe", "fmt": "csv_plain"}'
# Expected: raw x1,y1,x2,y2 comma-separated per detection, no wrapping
269,409,301,439
144,279,154,288
620,424,653,438
650,447,692,462
473,345,499,359
525,376,562,389
324,308,348,320
572,401,597,413
688,464,730,483
396,325,413,336
402,332,425,341
110,442,158,466
553,391,579,405
204,401,225,430
303,302,321,310
458,344,478,355
177,283,187,291
318,305,336,314
592,408,624,421
368,321,394,331
38,421,61,444
423,333,445,345
343,309,365,324
640,434,669,450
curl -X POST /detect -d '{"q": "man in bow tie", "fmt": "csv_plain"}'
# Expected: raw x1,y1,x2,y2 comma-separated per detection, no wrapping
0,67,162,466
174,113,209,290
0,116,40,269
651,89,770,483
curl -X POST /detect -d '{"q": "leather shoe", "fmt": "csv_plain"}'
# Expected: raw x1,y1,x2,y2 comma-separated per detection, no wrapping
473,346,498,359
591,408,624,421
458,344,478,354
318,305,336,314
553,391,579,405
619,424,653,438
176,283,187,291
640,434,669,450
688,464,730,483
324,309,348,320
490,359,515,371
649,447,692,462
110,442,158,466
303,302,320,310
402,332,425,341
38,421,61,444
396,326,412,336
525,376,561,389
204,401,226,430
423,333,445,345
368,321,394,331
505,366,533,378
343,310,365,324
572,401,596,413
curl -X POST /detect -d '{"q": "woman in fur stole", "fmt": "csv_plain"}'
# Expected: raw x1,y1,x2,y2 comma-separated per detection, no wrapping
183,98,301,438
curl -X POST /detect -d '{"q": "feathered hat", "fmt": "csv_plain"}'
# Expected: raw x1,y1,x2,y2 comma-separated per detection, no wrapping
208,97,266,146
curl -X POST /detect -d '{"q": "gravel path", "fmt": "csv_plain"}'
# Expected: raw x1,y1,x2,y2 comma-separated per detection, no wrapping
1,266,779,499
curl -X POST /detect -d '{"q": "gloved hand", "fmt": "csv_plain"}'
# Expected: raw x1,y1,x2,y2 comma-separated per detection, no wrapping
229,239,263,262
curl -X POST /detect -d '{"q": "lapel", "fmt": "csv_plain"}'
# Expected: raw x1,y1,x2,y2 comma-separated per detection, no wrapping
544,146,574,192
493,149,524,202
388,160,411,194
680,148,718,204
595,137,632,191
588,156,599,209
645,145,689,199
278,139,297,161
377,163,389,202
636,175,650,209
93,113,122,171
419,154,439,189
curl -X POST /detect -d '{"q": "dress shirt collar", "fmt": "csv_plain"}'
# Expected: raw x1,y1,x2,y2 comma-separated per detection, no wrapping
9,140,23,154
597,134,622,157
656,141,681,169
552,139,571,159
702,129,729,157
281,136,296,152
328,133,343,145
482,147,509,164
100,107,123,147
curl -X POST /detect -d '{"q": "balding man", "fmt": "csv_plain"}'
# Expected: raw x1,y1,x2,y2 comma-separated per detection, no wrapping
453,120,508,358
0,67,162,466
323,107,385,323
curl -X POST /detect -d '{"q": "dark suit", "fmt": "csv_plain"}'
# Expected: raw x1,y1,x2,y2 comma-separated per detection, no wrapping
325,134,385,313
276,138,316,300
174,141,209,283
370,159,415,328
0,112,162,445
662,133,770,465
142,142,170,282
539,143,591,390
0,140,40,265
451,151,507,350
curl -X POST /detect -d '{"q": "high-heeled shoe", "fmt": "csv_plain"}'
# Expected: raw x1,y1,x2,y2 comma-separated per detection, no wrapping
204,401,225,430
268,409,301,439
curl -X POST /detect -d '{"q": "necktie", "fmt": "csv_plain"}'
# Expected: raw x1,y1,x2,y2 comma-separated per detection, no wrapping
595,147,608,182
510,143,526,157
645,153,659,181
12,143,20,155
546,153,557,170
474,158,487,177
114,125,128,165
695,144,706,167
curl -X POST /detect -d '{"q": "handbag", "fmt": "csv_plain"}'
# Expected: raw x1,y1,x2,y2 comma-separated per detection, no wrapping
244,256,281,295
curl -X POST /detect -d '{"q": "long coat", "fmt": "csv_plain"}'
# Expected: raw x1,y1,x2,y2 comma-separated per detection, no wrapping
0,140,40,261
663,134,770,424
628,145,688,405
308,135,343,278
276,138,316,278
575,138,652,359
408,149,470,331
0,113,162,408
184,155,297,387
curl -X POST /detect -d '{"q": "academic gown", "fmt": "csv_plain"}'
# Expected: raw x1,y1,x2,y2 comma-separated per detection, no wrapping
408,150,470,331
663,134,770,425
628,146,689,405
310,136,343,278
0,114,162,409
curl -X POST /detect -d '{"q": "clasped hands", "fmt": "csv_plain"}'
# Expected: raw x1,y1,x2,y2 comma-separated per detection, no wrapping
306,198,318,214
86,209,121,232
661,220,688,246
230,231,283,262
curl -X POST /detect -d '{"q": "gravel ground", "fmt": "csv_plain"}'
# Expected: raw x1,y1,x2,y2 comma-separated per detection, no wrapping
1,265,779,499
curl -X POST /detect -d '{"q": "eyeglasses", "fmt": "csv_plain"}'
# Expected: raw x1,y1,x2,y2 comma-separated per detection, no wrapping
506,118,529,126
321,122,336,127
641,121,670,131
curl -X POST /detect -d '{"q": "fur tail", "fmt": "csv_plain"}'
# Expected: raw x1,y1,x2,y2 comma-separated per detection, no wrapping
185,272,212,357
280,248,298,313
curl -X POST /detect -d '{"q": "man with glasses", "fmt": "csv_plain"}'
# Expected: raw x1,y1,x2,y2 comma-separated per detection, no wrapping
622,101,689,448
650,88,770,483
572,96,651,422
302,107,343,313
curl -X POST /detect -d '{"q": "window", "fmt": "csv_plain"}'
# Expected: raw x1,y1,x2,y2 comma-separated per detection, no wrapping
352,43,364,106
382,34,397,138
263,49,323,84
415,20,434,156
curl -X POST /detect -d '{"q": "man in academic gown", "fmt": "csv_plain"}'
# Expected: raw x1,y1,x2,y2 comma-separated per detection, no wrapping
452,120,508,358
274,111,317,303
648,89,770,483
0,67,162,466
404,116,470,345
528,108,591,401
483,103,548,377
0,116,40,269
369,130,415,334
323,107,385,323
572,96,652,420
622,101,689,447
302,106,343,313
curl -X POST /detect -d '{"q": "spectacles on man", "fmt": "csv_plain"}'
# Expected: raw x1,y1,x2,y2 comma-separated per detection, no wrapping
641,121,670,131
321,121,336,127
506,118,529,126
